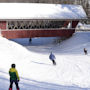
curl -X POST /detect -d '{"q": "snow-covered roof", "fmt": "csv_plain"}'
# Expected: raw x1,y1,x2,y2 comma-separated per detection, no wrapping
0,3,87,20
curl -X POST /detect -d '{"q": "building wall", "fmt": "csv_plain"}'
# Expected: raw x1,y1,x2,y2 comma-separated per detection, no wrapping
0,21,6,30
1,29,75,39
0,20,78,39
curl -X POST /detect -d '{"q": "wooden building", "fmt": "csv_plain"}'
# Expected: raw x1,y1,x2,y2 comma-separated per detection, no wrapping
0,3,87,39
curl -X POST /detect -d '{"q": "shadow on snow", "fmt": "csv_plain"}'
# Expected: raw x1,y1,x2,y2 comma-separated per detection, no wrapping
0,70,89,90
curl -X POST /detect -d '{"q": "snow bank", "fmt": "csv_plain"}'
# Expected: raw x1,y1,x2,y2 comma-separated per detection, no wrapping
77,23,90,30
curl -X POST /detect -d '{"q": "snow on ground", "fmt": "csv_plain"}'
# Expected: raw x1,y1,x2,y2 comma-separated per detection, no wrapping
1,31,90,90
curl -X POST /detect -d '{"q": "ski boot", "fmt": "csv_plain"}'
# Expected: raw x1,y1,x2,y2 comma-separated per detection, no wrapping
9,88,12,90
17,88,19,90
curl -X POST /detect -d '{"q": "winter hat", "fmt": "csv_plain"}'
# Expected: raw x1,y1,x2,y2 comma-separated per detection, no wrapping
11,64,16,68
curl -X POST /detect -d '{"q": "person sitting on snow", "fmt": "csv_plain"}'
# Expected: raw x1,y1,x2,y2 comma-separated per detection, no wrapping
49,52,56,65
9,64,20,90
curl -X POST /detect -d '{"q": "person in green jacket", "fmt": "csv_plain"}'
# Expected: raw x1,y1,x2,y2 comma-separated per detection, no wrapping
9,64,20,90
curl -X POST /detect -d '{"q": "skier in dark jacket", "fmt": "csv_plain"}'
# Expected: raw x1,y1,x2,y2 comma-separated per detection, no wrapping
49,52,56,65
9,64,20,90
84,48,87,55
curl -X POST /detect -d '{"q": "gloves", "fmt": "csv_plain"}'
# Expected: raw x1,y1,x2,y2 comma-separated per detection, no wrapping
17,80,19,82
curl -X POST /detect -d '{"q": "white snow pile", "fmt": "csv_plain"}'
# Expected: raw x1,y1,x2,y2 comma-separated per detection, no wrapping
1,31,90,90
77,23,90,30
0,3,87,19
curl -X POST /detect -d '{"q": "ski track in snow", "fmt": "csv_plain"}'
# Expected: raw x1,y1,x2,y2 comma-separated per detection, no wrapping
0,70,89,90
0,70,88,90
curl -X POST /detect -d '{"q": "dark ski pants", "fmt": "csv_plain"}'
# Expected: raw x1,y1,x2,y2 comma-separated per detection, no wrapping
52,60,56,65
84,51,87,55
9,80,19,90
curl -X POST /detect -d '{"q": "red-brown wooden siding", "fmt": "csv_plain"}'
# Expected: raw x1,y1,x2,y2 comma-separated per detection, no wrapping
0,20,79,39
0,21,6,29
1,29,75,39
72,21,79,28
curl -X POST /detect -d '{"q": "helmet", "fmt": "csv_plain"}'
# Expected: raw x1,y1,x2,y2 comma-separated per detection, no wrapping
11,64,16,68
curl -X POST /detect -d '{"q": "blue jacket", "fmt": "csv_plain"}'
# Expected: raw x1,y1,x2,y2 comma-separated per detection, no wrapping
49,53,56,60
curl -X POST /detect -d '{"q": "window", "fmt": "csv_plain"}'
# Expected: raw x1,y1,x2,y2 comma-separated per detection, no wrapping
8,20,66,29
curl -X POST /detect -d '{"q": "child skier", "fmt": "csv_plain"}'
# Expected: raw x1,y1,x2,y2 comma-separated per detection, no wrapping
9,64,20,90
29,38,32,42
49,52,56,65
84,48,87,55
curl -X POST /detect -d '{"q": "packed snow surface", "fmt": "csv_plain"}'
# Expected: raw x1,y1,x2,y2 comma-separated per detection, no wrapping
1,31,90,90
0,3,87,19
